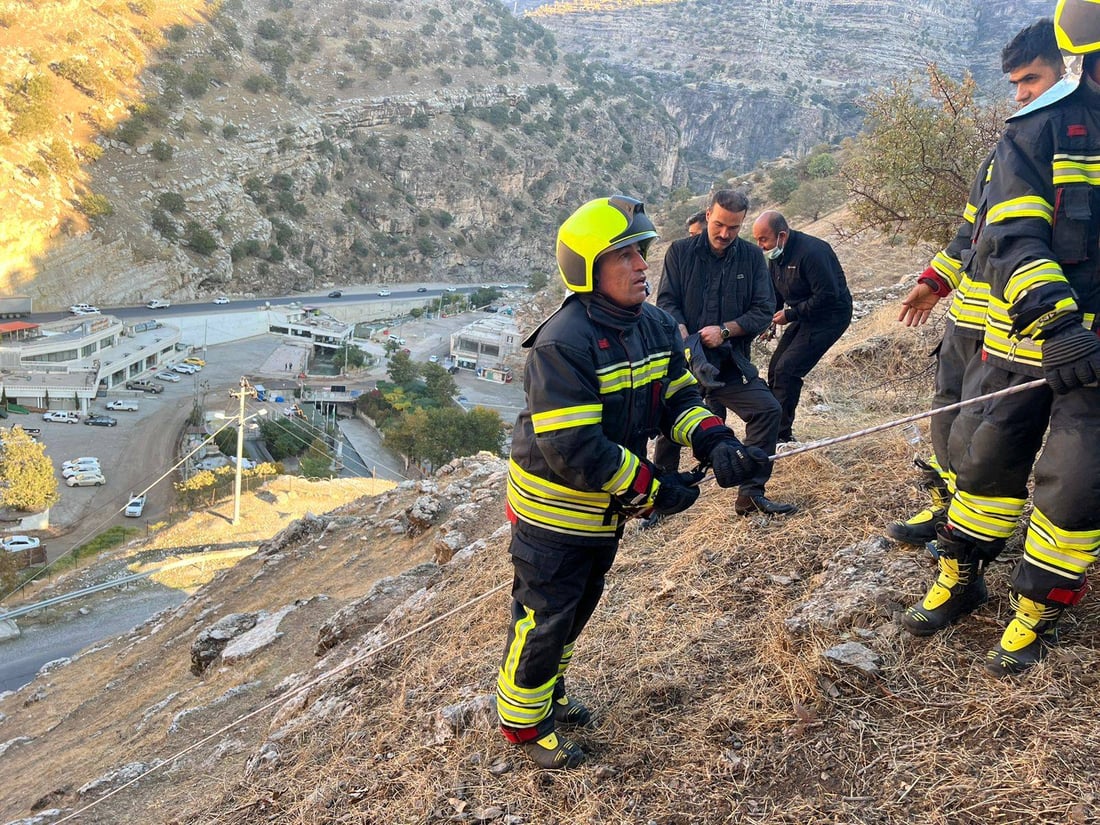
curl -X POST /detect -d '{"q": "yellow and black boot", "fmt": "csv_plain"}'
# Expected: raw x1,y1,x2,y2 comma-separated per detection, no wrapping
901,524,996,636
886,459,951,546
500,717,585,770
984,592,1064,676
552,678,592,727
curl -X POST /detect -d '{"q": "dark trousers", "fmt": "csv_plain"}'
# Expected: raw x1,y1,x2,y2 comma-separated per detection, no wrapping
767,310,851,442
654,376,780,498
496,527,617,728
929,321,982,476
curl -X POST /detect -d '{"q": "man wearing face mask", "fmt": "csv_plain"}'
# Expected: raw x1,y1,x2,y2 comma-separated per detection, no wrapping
752,210,852,445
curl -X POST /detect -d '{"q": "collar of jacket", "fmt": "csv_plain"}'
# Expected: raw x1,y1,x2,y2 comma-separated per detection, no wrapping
584,292,643,332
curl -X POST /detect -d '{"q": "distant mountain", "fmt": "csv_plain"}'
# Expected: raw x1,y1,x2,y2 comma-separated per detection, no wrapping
517,0,1053,187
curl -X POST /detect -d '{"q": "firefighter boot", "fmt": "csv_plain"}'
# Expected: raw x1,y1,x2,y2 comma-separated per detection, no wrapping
985,591,1065,677
552,678,592,727
901,525,996,636
501,717,585,770
886,459,950,545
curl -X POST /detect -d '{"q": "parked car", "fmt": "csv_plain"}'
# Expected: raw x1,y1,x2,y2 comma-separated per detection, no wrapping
126,380,163,393
428,355,439,363
377,289,391,297
42,410,80,423
66,471,105,487
11,425,40,436
282,404,304,418
212,296,230,305
146,299,170,309
183,356,206,367
69,303,99,314
105,399,139,411
172,363,198,375
85,414,117,427
124,493,146,517
62,456,99,469
155,371,181,382
62,463,99,478
1,535,41,553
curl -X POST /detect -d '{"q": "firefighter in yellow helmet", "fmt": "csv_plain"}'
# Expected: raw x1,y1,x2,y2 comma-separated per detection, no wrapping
496,195,766,767
902,0,1100,676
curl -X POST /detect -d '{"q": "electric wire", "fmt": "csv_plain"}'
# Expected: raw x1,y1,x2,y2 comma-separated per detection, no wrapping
50,579,511,825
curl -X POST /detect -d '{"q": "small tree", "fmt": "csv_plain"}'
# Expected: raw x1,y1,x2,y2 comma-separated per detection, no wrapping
387,349,419,386
0,428,59,512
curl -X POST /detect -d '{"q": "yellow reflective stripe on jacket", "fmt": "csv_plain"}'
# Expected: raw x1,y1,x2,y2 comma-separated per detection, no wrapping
930,249,964,291
507,459,619,537
665,369,697,399
1003,259,1067,305
531,403,602,434
982,295,1043,366
946,274,988,329
602,446,640,496
1052,154,1100,185
986,196,1053,225
1023,507,1100,578
595,352,671,395
947,489,1027,542
670,406,712,447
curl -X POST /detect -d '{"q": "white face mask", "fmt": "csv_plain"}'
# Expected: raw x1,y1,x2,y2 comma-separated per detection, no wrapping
765,245,784,261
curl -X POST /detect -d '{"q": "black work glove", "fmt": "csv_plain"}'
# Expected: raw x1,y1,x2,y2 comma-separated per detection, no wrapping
1042,322,1100,394
709,440,769,488
652,472,700,515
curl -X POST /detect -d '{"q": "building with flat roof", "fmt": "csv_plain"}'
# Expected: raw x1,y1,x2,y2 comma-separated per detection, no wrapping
449,315,519,375
0,314,180,412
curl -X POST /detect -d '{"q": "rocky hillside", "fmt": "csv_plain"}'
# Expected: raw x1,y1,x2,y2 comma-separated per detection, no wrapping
1,0,677,309
522,0,1052,186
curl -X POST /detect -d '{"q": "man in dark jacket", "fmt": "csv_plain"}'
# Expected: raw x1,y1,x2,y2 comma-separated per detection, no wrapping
497,195,766,768
655,189,795,516
752,211,853,445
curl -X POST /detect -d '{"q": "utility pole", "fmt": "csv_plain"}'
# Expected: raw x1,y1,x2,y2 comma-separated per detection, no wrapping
229,376,257,525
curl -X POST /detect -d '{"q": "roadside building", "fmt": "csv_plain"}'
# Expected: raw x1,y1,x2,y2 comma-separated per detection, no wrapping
448,315,519,377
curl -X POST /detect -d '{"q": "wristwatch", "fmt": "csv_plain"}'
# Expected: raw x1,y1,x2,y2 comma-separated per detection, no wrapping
720,325,731,341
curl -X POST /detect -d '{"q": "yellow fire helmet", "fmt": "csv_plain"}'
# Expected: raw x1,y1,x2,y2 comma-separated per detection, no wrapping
1055,0,1100,54
556,195,658,293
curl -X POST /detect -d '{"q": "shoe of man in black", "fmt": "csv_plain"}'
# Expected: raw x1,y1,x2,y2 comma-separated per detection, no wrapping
734,494,798,516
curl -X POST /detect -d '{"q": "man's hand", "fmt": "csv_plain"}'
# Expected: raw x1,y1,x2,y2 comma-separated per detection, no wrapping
709,440,770,488
898,282,941,327
772,309,790,326
651,473,701,516
699,325,726,348
1042,322,1100,394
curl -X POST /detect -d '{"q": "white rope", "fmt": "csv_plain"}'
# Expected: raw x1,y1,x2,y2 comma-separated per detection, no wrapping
769,378,1048,461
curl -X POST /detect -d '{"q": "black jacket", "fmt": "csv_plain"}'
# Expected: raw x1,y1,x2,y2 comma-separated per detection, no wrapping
974,75,1100,376
656,234,774,382
767,229,852,324
507,294,727,544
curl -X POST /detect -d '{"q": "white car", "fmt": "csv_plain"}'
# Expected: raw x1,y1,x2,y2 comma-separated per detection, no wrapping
172,363,198,374
155,371,181,382
69,303,99,314
124,493,146,517
62,463,100,479
43,410,80,423
105,399,139,411
428,355,439,363
212,296,230,305
146,299,170,309
445,287,457,292
2,535,41,553
62,456,100,469
377,289,391,297
66,471,105,487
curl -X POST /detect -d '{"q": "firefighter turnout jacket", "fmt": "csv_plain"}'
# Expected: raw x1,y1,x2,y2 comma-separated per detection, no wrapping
976,75,1100,374
506,293,728,544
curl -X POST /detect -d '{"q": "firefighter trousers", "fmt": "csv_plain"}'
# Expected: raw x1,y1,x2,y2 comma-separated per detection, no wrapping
496,526,617,730
929,322,982,490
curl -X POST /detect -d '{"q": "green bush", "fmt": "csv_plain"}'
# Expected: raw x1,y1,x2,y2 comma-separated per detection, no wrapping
184,222,217,255
156,192,186,213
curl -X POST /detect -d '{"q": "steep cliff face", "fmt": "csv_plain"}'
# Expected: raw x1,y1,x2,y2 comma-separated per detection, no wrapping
523,0,1052,186
1,0,679,309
